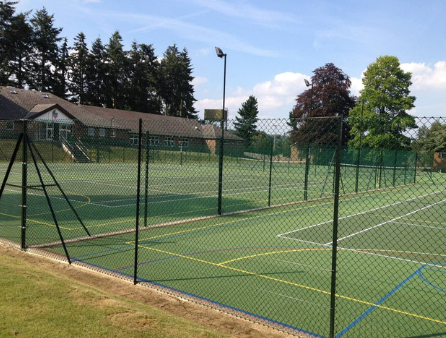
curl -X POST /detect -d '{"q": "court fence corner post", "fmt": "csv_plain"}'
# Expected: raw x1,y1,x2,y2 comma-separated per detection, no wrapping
329,116,343,338
217,119,225,215
21,120,28,250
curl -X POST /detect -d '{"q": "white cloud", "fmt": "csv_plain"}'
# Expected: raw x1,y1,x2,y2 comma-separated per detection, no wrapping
192,76,208,86
253,72,308,96
401,61,446,91
191,0,296,26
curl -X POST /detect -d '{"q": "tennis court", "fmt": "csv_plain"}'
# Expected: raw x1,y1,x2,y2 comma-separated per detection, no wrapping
1,117,445,338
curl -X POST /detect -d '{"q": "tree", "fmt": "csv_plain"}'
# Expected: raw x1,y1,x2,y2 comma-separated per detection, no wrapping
412,121,446,153
53,37,69,98
126,41,161,114
0,1,15,84
85,37,107,107
159,45,197,118
104,31,127,109
4,11,33,87
234,95,259,146
68,32,89,104
349,55,417,149
29,7,62,92
290,63,355,146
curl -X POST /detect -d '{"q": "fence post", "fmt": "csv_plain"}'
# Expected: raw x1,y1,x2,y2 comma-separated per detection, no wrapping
329,117,343,338
217,120,225,215
304,144,310,201
268,141,274,206
134,119,142,285
21,120,28,250
144,131,150,227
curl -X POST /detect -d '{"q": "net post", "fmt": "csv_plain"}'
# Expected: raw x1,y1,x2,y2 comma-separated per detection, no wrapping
413,152,418,184
329,116,343,338
267,141,273,206
304,144,310,201
134,119,143,285
217,119,225,215
392,149,398,186
21,120,28,250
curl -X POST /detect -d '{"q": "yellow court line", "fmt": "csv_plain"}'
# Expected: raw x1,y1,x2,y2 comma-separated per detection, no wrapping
0,212,73,230
139,245,446,326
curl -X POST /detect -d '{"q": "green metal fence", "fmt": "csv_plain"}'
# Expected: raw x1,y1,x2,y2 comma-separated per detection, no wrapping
0,116,445,338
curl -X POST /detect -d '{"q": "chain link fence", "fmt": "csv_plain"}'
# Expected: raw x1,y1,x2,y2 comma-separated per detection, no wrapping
0,116,445,338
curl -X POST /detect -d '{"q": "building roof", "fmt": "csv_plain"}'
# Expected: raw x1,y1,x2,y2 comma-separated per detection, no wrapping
0,86,242,141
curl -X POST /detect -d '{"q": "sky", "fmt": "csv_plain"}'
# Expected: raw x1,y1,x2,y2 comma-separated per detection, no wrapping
15,0,446,120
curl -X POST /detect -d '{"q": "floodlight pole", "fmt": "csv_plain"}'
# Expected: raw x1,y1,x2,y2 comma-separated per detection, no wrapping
216,47,226,215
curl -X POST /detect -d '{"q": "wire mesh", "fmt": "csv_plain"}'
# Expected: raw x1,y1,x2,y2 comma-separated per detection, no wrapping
0,116,445,338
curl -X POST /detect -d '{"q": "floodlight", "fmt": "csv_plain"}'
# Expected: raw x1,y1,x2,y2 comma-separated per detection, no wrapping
304,79,311,87
215,47,225,58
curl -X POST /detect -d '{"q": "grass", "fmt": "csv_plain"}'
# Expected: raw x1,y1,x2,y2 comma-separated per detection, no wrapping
0,244,235,338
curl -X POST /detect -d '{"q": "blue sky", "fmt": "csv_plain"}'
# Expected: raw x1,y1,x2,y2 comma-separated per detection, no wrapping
16,0,446,119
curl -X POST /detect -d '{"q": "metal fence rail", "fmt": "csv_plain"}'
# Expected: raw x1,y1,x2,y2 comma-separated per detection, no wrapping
0,116,444,338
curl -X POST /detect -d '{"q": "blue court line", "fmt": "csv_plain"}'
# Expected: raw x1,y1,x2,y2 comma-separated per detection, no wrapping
335,266,423,338
71,257,327,338
418,261,446,294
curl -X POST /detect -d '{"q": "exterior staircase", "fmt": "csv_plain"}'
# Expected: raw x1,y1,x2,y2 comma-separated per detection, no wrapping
61,135,91,163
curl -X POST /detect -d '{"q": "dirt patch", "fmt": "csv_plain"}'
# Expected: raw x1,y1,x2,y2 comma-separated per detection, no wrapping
0,243,305,338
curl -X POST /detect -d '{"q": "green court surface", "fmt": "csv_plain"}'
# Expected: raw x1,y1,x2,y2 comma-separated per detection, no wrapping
0,161,445,337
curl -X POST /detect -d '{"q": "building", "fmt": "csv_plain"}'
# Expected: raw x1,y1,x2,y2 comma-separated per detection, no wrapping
0,86,243,160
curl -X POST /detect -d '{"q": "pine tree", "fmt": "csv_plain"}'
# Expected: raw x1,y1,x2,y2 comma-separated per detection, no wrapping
53,37,69,98
69,32,89,104
4,10,33,87
234,95,259,146
126,42,161,114
85,37,106,107
160,45,197,118
29,7,62,92
0,1,18,85
104,30,127,109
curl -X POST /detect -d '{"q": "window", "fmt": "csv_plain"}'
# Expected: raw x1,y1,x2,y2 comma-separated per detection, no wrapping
110,129,116,138
130,133,139,145
5,121,14,130
164,136,174,146
439,152,446,159
149,136,159,147
99,128,105,137
179,138,189,147
88,127,95,137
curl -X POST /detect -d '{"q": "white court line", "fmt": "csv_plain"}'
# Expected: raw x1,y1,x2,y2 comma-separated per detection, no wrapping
391,222,446,231
278,189,444,239
325,197,446,245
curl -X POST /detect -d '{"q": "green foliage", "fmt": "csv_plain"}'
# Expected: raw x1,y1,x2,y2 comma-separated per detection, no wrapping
68,32,88,104
412,121,446,153
105,30,127,109
349,56,417,149
234,95,259,146
159,45,198,118
28,7,62,92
